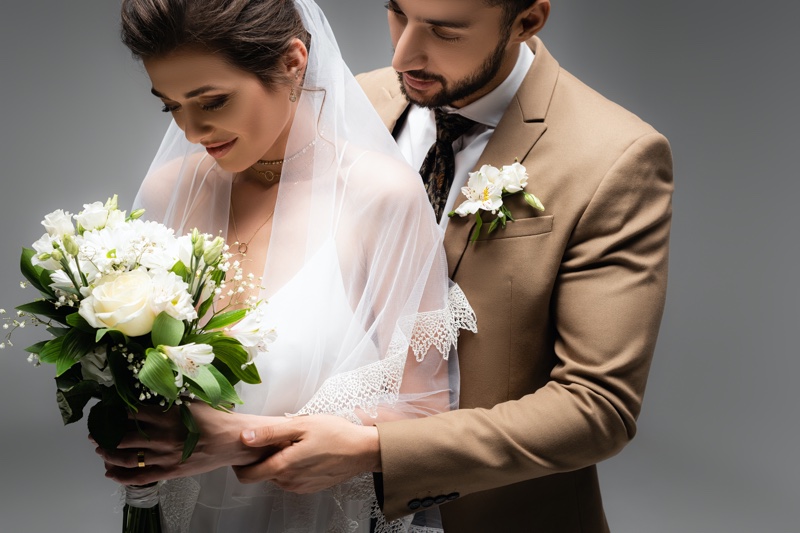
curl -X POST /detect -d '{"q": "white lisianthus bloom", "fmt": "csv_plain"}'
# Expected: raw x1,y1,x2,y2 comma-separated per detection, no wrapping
31,233,62,270
175,234,196,268
75,201,113,232
161,343,214,386
150,270,198,322
225,302,277,363
80,346,114,387
42,209,75,238
454,166,504,216
79,269,157,337
500,162,529,193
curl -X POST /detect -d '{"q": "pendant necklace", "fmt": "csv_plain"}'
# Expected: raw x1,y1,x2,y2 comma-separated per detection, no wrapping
230,195,275,255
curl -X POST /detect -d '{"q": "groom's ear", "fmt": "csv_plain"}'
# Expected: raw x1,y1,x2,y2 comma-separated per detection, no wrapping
510,0,550,44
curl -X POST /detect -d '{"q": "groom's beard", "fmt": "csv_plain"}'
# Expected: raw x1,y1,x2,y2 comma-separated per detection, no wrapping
396,33,510,109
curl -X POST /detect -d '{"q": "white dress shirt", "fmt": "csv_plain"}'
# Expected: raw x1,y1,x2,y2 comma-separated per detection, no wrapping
396,43,534,229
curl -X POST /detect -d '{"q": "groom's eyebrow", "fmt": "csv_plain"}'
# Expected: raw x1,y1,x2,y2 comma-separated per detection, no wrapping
388,0,472,29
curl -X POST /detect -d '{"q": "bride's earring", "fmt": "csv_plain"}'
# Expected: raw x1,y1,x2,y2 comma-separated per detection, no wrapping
289,72,300,102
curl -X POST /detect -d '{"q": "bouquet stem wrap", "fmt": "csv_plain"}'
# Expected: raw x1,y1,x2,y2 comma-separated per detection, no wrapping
123,482,163,533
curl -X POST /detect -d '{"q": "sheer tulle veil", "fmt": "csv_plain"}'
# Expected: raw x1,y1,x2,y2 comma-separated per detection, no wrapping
132,0,475,530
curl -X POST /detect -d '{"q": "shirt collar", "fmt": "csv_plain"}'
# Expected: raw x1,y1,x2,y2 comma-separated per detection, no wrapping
445,43,534,127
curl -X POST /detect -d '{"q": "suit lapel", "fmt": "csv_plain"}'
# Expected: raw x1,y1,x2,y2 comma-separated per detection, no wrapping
444,37,560,278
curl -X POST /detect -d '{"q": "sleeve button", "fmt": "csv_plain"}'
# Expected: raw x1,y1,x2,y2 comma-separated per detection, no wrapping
446,492,460,501
407,499,422,510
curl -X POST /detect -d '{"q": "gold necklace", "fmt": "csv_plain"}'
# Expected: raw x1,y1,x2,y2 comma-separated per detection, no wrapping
230,196,275,255
249,139,317,181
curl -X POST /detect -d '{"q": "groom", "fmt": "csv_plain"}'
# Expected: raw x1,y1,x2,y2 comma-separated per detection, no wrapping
236,1,673,530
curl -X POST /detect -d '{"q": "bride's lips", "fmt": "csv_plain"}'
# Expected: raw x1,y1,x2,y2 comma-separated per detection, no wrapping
204,138,237,159
403,73,438,92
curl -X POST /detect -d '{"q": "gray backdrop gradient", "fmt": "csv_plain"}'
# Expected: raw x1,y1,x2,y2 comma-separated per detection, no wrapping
1,1,797,532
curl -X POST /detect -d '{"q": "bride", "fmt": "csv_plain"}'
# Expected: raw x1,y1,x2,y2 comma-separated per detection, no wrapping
94,0,476,531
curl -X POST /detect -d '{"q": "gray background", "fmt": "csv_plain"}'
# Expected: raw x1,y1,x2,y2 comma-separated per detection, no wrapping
1,1,797,531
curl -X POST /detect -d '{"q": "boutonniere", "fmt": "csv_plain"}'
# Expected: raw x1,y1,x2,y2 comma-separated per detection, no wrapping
449,161,545,242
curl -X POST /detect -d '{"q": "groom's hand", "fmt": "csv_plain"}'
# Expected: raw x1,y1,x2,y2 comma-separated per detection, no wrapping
233,414,381,493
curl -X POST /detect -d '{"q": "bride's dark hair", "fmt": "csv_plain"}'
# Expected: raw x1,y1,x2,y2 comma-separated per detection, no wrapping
120,0,310,90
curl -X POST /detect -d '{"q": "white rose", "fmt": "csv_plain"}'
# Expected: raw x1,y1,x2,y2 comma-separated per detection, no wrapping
79,269,157,337
500,162,529,193
161,343,214,386
80,346,114,387
42,209,75,238
105,209,127,229
75,202,112,232
150,270,198,322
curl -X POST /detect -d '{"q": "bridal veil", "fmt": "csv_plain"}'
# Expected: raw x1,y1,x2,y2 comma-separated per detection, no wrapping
132,0,476,530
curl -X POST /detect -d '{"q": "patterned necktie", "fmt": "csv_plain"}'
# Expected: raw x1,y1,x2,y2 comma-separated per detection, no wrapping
419,109,477,221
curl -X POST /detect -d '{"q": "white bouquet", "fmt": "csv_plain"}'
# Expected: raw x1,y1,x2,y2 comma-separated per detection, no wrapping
3,195,275,532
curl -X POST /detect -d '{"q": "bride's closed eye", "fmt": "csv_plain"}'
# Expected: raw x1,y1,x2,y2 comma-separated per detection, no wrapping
160,96,230,114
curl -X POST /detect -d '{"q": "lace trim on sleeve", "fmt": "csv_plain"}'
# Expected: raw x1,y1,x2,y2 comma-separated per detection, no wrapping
292,284,476,419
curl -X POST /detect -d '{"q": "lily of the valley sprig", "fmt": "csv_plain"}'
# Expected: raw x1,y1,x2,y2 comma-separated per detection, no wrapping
449,161,545,242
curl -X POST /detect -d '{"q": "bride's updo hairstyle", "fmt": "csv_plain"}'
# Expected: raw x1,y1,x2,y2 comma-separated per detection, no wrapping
120,0,310,90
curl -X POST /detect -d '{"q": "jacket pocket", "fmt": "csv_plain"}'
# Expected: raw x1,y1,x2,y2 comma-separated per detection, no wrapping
476,215,553,240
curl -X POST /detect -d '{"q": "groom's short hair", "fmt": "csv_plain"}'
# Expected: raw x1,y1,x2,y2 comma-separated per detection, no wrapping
484,0,536,26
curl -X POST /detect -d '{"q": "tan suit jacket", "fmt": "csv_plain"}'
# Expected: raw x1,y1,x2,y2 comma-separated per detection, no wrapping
358,37,673,532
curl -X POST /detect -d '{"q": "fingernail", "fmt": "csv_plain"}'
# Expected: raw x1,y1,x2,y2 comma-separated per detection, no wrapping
242,430,255,442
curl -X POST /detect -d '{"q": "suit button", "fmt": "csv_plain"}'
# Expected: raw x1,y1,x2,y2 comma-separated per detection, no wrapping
434,495,447,504
446,492,460,501
407,499,422,510
421,497,435,508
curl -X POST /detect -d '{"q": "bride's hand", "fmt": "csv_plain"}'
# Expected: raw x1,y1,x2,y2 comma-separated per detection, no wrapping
93,403,292,486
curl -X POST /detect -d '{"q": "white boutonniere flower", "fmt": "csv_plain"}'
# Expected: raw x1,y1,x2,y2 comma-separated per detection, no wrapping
449,160,544,242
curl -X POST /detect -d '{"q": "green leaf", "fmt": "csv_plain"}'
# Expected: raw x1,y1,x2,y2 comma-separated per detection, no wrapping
87,393,128,451
16,300,69,323
38,337,65,365
47,326,70,338
204,336,260,384
204,309,247,331
20,248,51,296
196,294,215,323
56,329,94,377
524,192,545,211
56,380,100,425
469,213,484,243
208,364,242,405
170,260,189,282
24,340,50,354
151,312,185,347
66,312,95,333
139,348,179,402
501,205,515,222
488,217,500,234
95,328,114,343
179,404,201,462
186,365,221,406
106,346,138,410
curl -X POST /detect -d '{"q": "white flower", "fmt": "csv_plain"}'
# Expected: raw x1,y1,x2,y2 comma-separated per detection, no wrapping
79,269,157,337
150,270,198,322
455,165,504,216
31,233,63,270
499,162,529,193
225,301,277,363
42,209,75,238
80,346,114,387
75,201,114,232
161,343,214,386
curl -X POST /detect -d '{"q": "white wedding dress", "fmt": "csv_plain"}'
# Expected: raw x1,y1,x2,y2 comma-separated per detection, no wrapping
155,237,471,533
